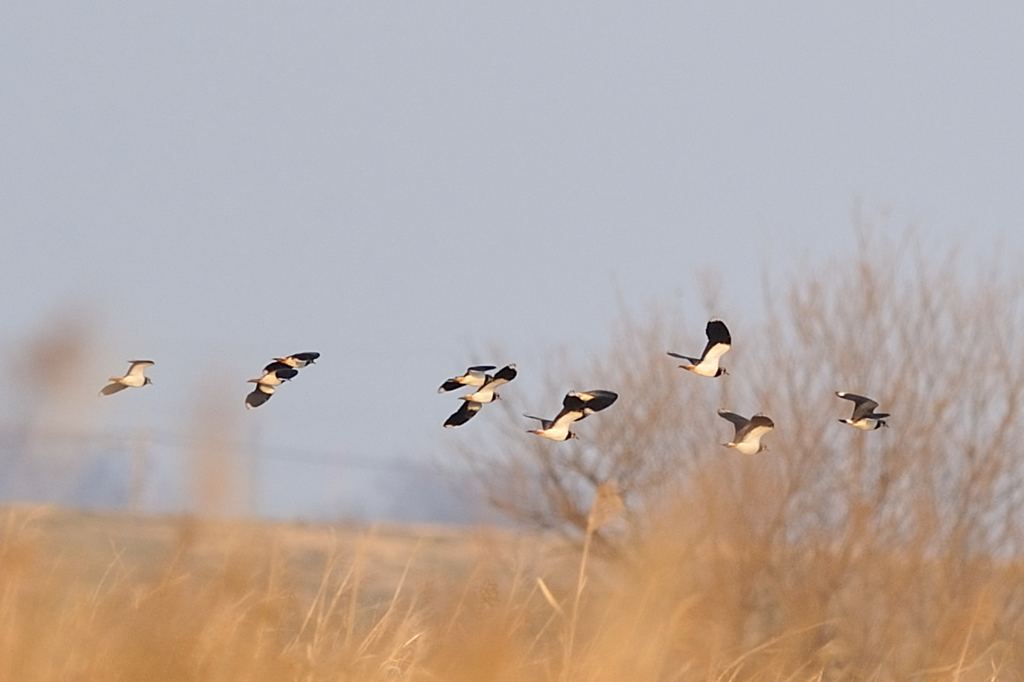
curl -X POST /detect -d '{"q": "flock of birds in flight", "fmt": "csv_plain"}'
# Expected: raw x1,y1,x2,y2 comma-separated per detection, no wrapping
99,352,322,409
435,318,888,451
98,320,890,451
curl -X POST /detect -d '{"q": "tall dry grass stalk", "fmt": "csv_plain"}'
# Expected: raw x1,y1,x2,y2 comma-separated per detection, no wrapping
0,314,103,501
187,376,249,518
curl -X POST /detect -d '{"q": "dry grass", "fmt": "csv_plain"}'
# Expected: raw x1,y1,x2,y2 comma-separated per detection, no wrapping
1,498,1022,681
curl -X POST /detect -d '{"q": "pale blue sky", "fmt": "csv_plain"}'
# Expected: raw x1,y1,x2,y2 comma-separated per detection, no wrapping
1,2,1022,519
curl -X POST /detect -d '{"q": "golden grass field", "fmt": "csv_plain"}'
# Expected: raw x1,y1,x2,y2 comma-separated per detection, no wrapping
0,504,573,681
1,500,1022,682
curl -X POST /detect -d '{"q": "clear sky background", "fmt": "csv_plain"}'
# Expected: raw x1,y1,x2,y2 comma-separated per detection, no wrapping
1,2,1022,520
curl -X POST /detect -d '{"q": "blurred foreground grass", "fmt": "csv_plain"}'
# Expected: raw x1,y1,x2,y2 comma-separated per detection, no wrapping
1,504,1022,681
0,505,568,681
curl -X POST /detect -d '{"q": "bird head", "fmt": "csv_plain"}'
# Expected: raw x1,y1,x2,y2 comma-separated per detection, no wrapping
567,431,579,441
144,377,153,386
716,367,729,377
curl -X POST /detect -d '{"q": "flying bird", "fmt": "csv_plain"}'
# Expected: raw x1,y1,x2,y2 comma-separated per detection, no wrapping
525,389,619,441
438,365,496,394
274,352,320,368
244,353,314,408
836,392,890,430
99,360,154,396
718,409,774,454
668,318,731,377
245,383,274,409
460,364,518,403
443,400,483,428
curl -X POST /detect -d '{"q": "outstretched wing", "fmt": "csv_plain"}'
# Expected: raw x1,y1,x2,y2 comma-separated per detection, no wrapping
437,379,464,393
570,389,618,416
550,404,586,430
699,319,731,362
437,365,496,393
666,351,699,364
717,409,749,437
126,360,154,378
444,400,482,428
467,364,497,373
836,392,880,421
737,413,775,443
480,364,518,391
549,389,608,429
264,361,293,374
271,368,299,382
290,352,320,363
245,385,273,409
276,352,321,368
99,382,129,396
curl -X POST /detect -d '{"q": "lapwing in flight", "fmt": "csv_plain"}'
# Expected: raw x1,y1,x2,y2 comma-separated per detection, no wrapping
718,409,774,454
245,353,315,408
668,318,731,377
525,389,618,441
274,352,320,368
438,365,496,394
459,364,518,404
99,360,154,396
836,392,889,430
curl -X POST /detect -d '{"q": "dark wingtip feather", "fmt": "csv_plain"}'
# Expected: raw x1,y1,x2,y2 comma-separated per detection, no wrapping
705,319,731,345
438,380,463,393
493,364,518,382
